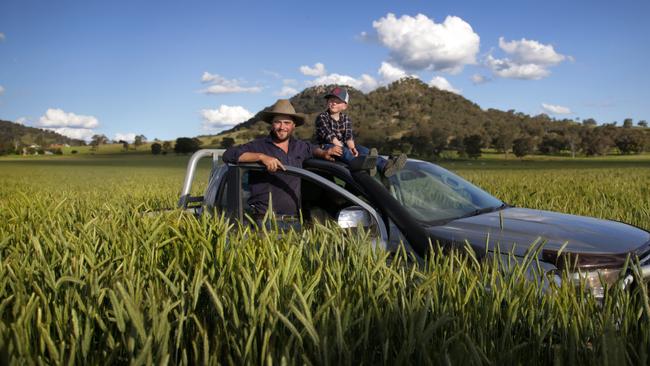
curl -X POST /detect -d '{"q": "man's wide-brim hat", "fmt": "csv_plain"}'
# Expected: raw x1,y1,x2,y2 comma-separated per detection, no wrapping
258,99,306,126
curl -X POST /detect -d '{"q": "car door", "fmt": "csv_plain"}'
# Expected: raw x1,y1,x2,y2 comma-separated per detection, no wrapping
212,163,389,248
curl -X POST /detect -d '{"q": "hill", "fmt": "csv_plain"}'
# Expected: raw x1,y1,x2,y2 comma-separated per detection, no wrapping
208,78,649,158
0,119,85,153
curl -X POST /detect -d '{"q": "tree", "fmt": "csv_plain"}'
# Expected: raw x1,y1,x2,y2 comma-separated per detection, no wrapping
162,141,172,152
623,118,634,128
174,137,201,154
538,134,567,155
492,129,515,157
118,140,129,151
463,134,482,159
513,137,535,158
582,118,597,127
151,142,162,155
134,134,147,149
429,127,449,157
90,134,108,151
580,129,613,156
615,130,645,154
220,137,235,149
638,120,648,128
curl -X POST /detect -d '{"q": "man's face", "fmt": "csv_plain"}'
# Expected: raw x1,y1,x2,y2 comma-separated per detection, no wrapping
270,115,295,142
327,97,348,113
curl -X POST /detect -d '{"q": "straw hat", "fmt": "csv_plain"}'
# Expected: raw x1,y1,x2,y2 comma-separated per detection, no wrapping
258,99,306,126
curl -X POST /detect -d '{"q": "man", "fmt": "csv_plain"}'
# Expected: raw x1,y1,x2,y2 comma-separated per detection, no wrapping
222,99,341,225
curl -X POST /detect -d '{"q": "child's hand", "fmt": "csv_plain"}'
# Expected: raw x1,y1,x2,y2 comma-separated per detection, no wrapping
346,140,358,156
332,138,343,147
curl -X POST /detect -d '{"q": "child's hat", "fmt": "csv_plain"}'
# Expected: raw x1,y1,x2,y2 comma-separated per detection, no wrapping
324,86,349,104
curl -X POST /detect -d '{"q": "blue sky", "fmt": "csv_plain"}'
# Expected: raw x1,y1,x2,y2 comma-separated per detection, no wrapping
1,0,649,142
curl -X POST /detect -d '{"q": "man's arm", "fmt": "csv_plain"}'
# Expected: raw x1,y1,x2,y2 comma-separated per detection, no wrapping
237,152,285,172
222,140,285,172
313,145,342,161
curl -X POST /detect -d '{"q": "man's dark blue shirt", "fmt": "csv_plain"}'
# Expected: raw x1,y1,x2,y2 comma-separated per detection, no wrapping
222,135,314,215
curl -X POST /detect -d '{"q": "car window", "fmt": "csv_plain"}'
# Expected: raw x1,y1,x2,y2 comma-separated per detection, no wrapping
384,161,503,222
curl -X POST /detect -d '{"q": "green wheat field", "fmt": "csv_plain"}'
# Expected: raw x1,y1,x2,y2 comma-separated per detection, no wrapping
1,153,649,365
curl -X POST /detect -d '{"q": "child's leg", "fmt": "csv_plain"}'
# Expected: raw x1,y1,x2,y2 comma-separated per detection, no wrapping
355,144,387,171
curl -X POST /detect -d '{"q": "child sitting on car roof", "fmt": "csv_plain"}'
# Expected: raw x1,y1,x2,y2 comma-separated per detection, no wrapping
314,86,406,177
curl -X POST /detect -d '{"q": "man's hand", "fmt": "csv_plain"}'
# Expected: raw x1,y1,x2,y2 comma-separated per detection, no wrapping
259,154,286,172
322,145,342,161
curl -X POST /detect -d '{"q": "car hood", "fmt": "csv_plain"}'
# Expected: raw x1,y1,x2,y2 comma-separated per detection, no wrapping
426,207,650,267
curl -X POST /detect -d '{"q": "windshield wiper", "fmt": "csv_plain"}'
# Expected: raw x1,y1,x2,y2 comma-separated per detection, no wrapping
458,203,508,219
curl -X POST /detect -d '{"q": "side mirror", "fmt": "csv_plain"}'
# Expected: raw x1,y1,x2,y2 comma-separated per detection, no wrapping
337,206,372,228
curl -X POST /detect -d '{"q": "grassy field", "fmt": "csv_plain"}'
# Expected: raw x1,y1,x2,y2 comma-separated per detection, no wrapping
1,153,649,364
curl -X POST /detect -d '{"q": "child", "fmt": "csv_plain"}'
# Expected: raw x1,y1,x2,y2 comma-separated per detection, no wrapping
314,86,406,177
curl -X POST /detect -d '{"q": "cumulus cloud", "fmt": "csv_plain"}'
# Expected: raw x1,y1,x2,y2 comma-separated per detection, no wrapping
47,128,96,141
471,74,490,85
35,109,100,141
485,55,550,80
308,73,378,93
0,85,4,95
274,86,299,97
378,62,414,84
16,117,27,125
0,33,5,42
200,72,262,94
299,63,327,77
541,103,572,115
38,108,99,128
485,37,568,80
201,105,253,130
114,133,136,143
498,37,566,65
371,13,480,73
429,76,461,94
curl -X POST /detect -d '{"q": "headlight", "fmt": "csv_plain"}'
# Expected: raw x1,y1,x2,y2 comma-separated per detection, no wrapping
569,268,634,299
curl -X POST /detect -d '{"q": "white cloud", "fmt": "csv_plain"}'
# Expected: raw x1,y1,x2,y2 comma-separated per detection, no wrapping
47,127,96,141
378,62,411,84
114,133,137,143
274,86,299,97
38,108,99,128
429,76,461,94
200,72,262,94
283,79,297,85
299,62,327,77
485,37,568,80
498,37,566,65
541,103,572,115
201,105,253,130
485,55,550,80
471,74,490,84
308,73,378,93
0,33,5,42
16,117,27,125
372,13,480,73
0,85,4,94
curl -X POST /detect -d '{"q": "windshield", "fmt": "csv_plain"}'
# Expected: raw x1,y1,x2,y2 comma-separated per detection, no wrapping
381,160,504,223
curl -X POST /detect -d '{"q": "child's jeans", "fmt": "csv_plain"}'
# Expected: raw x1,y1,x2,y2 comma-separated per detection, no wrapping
322,144,387,170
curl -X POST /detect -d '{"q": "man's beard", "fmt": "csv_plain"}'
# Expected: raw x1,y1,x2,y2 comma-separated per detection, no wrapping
271,129,290,142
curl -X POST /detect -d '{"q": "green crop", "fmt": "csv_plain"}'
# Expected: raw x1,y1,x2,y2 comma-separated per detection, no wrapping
0,155,649,364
